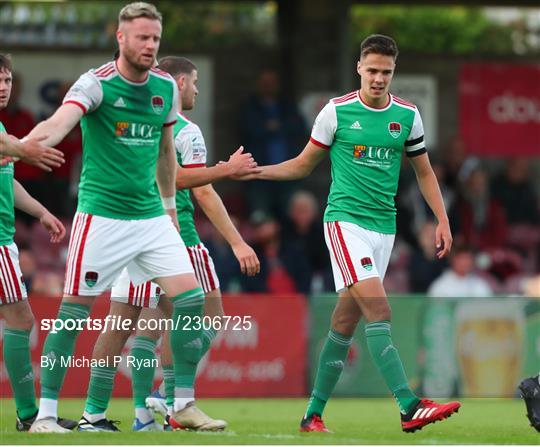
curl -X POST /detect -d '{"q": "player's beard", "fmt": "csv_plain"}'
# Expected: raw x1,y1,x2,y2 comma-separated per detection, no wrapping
123,47,155,73
182,92,195,110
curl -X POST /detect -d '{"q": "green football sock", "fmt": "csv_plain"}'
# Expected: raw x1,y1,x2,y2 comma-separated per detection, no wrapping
365,320,420,414
130,336,157,408
170,287,204,390
40,302,90,399
162,364,174,408
306,329,352,418
84,366,116,414
200,327,217,359
3,328,37,420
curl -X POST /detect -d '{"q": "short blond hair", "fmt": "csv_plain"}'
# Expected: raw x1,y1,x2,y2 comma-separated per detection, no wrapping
118,2,162,23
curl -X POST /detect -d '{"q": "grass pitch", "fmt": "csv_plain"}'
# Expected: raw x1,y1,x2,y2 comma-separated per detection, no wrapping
0,397,537,444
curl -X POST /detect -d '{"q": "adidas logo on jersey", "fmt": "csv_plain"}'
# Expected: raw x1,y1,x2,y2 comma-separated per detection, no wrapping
350,121,362,130
114,97,127,108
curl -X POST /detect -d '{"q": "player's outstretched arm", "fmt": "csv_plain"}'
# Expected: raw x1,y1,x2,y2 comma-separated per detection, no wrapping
13,180,66,243
256,140,327,181
25,103,83,148
175,146,260,189
193,185,260,276
408,152,452,258
0,134,65,171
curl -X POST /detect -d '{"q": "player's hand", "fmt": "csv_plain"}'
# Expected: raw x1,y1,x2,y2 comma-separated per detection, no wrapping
39,212,66,243
20,135,65,172
0,155,14,166
435,219,452,259
224,146,262,179
166,208,180,232
232,241,260,276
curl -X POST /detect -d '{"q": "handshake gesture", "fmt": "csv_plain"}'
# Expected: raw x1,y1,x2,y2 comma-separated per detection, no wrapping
0,134,64,171
219,146,261,180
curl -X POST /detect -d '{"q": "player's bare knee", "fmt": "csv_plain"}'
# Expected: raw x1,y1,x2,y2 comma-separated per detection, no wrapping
331,314,359,337
203,290,223,319
0,301,35,331
363,303,392,323
10,312,35,331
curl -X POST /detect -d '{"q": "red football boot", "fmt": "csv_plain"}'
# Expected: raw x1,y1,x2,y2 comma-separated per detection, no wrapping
401,398,461,433
300,414,330,433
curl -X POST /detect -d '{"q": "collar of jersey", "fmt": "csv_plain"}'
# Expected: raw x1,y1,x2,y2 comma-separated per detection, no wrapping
114,61,150,86
357,91,392,112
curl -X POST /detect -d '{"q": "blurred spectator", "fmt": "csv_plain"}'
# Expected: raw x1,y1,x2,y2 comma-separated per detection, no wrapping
428,244,493,297
491,158,539,226
408,220,447,293
524,275,540,298
202,217,247,293
442,136,468,191
31,271,64,295
402,160,456,237
451,164,508,250
240,211,310,294
237,68,308,220
282,191,330,291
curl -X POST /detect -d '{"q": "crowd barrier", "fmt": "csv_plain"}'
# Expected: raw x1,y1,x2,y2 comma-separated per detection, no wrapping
0,294,538,398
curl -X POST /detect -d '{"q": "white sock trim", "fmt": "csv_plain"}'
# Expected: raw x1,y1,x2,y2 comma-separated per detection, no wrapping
174,397,194,412
36,398,58,421
82,410,106,423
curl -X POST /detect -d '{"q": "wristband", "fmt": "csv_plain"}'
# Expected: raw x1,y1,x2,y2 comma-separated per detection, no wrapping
161,196,176,210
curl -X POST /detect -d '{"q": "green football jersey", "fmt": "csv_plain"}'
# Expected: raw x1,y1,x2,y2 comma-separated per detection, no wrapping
63,62,178,220
174,114,208,247
311,91,426,234
0,121,15,246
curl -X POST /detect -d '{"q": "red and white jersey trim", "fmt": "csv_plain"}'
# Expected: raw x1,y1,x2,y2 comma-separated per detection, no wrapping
391,94,417,111
333,91,358,105
64,100,87,114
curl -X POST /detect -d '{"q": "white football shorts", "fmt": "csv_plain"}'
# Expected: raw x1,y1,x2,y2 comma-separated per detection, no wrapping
324,221,395,292
63,212,194,296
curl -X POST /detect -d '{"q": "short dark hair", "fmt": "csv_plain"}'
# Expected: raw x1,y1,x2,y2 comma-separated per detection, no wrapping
0,53,12,73
360,34,398,60
157,56,197,78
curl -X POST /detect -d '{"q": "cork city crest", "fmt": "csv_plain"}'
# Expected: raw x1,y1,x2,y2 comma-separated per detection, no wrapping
361,257,373,271
151,95,164,114
388,122,402,139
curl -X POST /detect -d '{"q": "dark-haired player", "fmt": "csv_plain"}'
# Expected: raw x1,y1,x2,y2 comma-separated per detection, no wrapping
244,34,460,433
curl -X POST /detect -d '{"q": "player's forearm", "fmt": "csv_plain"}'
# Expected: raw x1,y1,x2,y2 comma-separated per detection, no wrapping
25,104,83,147
13,180,48,219
157,144,177,199
416,171,449,224
176,164,230,189
193,184,244,246
258,157,310,181
26,119,67,147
